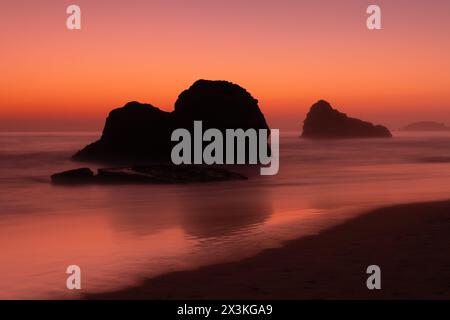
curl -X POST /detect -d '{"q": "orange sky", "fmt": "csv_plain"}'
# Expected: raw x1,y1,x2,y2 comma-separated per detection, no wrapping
1,0,449,131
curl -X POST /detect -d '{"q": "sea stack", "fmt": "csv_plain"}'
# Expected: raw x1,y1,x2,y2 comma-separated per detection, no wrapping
301,100,392,139
73,101,173,162
172,79,268,132
401,121,450,132
73,80,269,162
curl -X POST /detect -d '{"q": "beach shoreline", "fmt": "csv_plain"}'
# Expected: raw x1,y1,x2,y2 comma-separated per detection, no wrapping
86,199,450,300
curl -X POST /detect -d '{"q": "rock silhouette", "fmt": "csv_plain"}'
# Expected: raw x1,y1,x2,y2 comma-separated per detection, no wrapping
51,168,94,184
73,80,269,162
51,165,247,184
301,100,392,139
401,121,450,131
73,101,173,162
173,79,269,131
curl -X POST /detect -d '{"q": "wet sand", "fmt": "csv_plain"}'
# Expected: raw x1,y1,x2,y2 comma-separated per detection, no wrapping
87,200,450,299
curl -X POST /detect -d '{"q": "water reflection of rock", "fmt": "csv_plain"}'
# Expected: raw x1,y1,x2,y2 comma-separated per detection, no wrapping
101,182,272,239
99,184,183,236
178,185,273,239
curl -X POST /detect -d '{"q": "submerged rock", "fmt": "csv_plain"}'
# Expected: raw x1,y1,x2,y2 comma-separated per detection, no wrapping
301,100,392,139
51,168,95,184
51,165,247,185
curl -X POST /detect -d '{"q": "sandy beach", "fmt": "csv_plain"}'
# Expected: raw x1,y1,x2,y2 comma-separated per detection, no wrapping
87,200,450,300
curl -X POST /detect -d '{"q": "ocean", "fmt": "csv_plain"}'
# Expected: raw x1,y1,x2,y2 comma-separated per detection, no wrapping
1,131,450,299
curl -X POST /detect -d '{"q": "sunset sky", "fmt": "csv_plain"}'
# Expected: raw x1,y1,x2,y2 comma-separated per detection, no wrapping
1,0,449,131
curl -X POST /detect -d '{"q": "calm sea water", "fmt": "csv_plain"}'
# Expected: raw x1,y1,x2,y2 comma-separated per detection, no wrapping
1,131,450,299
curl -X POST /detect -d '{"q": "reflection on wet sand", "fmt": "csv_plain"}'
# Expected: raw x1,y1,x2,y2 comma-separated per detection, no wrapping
177,186,272,239
102,180,272,240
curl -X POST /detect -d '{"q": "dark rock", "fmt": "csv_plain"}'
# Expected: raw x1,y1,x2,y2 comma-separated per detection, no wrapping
51,165,247,185
301,100,392,139
173,79,269,131
73,80,269,163
73,101,173,162
97,165,247,184
401,121,450,131
51,168,94,184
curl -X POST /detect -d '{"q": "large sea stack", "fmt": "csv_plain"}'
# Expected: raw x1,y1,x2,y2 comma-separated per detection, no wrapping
301,100,392,139
172,80,268,132
73,80,269,162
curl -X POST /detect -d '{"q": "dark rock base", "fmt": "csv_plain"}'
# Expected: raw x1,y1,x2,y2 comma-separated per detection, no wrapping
51,165,247,185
